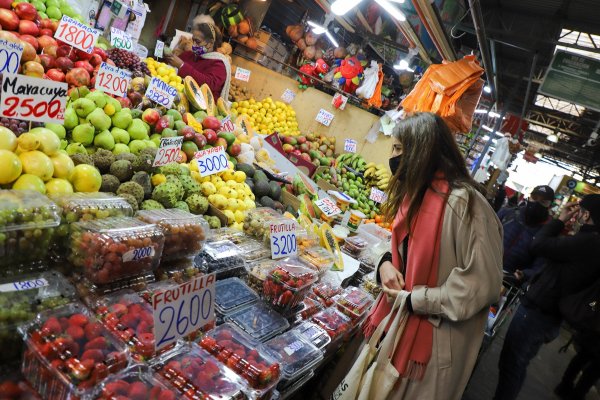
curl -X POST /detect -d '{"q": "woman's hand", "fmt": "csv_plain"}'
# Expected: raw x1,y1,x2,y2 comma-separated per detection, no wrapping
164,54,183,68
379,261,405,302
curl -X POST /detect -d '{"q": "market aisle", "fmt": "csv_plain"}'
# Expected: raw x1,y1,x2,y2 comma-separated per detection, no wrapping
463,321,600,400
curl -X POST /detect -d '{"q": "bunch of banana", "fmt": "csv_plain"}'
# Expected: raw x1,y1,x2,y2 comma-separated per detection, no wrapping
335,153,367,172
364,163,391,190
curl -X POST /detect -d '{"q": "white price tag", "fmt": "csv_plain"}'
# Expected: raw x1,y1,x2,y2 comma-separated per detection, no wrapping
153,274,216,350
234,67,251,82
194,147,229,177
316,109,334,127
220,116,235,132
315,198,342,218
0,73,67,124
0,39,23,74
270,220,297,259
154,40,164,58
95,62,132,98
54,15,99,53
344,139,357,153
0,278,48,292
369,187,387,203
110,27,134,51
153,136,184,167
281,89,296,104
146,77,177,109
122,246,155,262
283,340,305,356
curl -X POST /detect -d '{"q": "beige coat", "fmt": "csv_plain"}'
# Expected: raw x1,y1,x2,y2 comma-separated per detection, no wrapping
388,187,503,400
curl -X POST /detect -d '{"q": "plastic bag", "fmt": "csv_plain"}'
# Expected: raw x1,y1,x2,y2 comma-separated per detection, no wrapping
367,64,384,108
356,61,380,99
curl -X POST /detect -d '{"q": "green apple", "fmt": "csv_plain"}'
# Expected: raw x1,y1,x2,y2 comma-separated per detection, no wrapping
94,130,115,150
113,143,131,154
45,123,66,139
150,134,161,147
128,139,147,155
32,1,45,11
46,5,62,19
111,110,133,130
71,123,94,145
128,119,149,140
166,109,182,121
111,127,130,144
72,98,95,118
86,91,107,108
86,109,111,131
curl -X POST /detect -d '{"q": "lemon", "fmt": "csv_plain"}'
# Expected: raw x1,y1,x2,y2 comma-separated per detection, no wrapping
12,174,45,193
0,126,17,151
0,149,22,184
19,151,53,181
45,178,73,195
223,210,235,224
69,164,101,192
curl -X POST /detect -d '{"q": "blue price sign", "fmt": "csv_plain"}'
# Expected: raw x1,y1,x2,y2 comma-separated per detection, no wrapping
270,220,297,259
0,278,48,292
146,77,177,108
194,147,229,177
0,39,22,74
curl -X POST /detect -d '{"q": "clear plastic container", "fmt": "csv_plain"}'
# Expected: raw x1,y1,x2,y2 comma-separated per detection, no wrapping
243,208,282,242
298,246,335,276
69,217,165,285
196,240,246,280
0,190,60,275
236,238,271,262
359,272,382,299
154,256,203,283
19,302,130,400
74,273,155,308
296,231,319,252
154,343,247,400
357,223,392,244
136,209,209,261
311,282,342,307
288,296,324,325
293,321,331,351
336,287,374,325
216,277,259,315
311,308,352,342
210,227,246,244
94,364,177,400
265,331,323,389
246,259,277,295
199,323,281,398
0,370,41,399
341,236,369,258
262,260,318,313
226,303,289,342
0,271,75,365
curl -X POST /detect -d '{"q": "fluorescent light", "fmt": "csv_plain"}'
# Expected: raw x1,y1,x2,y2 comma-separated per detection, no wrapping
482,135,490,140
547,134,559,143
474,109,487,114
488,111,501,118
481,125,494,132
374,0,405,21
307,21,326,34
324,30,339,47
484,85,492,93
534,152,542,158
331,0,363,15
387,0,405,2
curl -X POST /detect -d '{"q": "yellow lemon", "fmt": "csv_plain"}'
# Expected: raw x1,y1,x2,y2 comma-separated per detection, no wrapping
0,149,22,184
19,150,53,181
45,178,73,195
12,174,45,193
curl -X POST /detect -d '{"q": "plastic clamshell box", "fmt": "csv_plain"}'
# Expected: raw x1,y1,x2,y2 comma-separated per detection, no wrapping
74,273,155,308
154,343,247,400
246,259,277,295
19,302,130,400
136,209,209,261
336,287,374,324
216,277,260,315
311,308,352,342
94,364,177,400
359,272,382,299
211,227,245,244
243,207,283,242
0,271,75,365
235,237,271,263
155,256,203,283
196,240,246,280
298,246,335,276
311,282,342,307
226,302,289,342
293,321,331,350
296,231,320,252
68,217,165,285
341,236,369,258
0,370,41,399
357,223,392,244
199,323,281,399
288,296,324,325
0,190,61,274
265,330,323,388
262,260,318,314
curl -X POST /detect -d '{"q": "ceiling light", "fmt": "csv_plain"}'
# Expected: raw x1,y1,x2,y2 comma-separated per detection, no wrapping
534,152,542,158
474,109,487,114
307,20,338,47
481,125,494,132
374,0,405,21
387,0,405,2
488,111,501,118
547,134,559,143
483,85,492,93
324,30,339,47
331,0,363,15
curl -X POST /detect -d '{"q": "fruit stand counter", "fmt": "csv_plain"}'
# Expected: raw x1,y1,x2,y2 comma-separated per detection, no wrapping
231,56,392,163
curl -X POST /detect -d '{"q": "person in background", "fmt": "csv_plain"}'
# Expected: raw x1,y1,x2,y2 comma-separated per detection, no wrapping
355,112,502,399
507,192,520,208
497,185,554,283
164,16,231,99
493,184,506,212
493,194,600,400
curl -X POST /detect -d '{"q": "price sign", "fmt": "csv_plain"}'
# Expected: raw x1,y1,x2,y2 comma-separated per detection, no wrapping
0,73,67,124
111,27,134,50
332,93,348,110
369,187,387,203
316,109,334,127
146,77,177,108
234,67,251,82
344,139,357,153
194,147,229,177
122,246,155,262
153,136,184,167
95,62,131,97
315,198,342,218
281,89,296,104
54,15,99,53
270,220,297,259
283,340,305,356
155,40,164,58
0,39,23,74
152,274,216,350
0,278,48,292
220,116,235,132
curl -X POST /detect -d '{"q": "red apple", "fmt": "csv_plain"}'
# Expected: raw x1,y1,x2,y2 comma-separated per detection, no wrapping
46,68,65,82
89,54,102,67
0,31,18,42
92,47,107,61
19,34,38,51
0,0,12,9
141,108,160,125
0,9,19,31
300,153,311,162
74,60,93,75
117,97,131,108
204,129,217,145
14,3,37,21
38,35,57,49
76,49,93,61
65,68,90,87
23,61,44,78
39,28,52,37
55,57,74,73
38,54,55,71
228,143,241,157
43,45,57,57
18,20,38,36
39,18,53,30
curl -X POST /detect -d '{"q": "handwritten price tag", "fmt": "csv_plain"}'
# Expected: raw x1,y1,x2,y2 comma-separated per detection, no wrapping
146,77,177,109
270,220,297,259
316,109,334,127
111,27,134,51
0,278,48,292
0,39,23,74
234,67,251,82
0,73,67,123
54,15,99,53
153,136,184,167
155,40,164,58
369,187,387,203
153,274,216,350
344,139,357,153
95,62,131,97
194,147,229,177
122,246,155,262
315,198,342,218
220,116,235,132
332,93,348,110
281,89,296,104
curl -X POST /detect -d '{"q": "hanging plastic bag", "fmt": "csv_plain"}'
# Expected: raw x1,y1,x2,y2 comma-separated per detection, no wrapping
367,64,384,108
356,61,380,99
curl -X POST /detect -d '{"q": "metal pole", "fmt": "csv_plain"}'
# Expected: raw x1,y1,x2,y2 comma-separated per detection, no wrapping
467,0,496,100
518,53,538,137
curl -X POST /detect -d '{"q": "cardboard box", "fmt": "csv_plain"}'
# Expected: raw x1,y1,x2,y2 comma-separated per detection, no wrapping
265,133,317,177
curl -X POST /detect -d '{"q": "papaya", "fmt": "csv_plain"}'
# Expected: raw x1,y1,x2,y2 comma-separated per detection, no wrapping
183,76,207,112
217,97,230,115
200,83,216,117
176,93,189,114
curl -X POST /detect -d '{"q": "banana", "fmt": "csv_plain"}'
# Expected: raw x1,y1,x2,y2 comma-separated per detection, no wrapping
366,162,376,169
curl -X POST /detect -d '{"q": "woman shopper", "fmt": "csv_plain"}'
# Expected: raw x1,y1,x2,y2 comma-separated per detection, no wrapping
357,112,503,400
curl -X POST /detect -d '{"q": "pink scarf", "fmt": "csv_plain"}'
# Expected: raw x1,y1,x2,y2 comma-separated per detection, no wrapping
363,178,449,380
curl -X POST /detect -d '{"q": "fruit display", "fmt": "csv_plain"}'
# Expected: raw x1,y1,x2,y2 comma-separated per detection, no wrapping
195,240,246,280
278,132,337,167
246,258,277,295
229,80,254,103
95,364,177,400
136,209,209,261
296,230,320,252
364,162,391,191
335,287,374,326
236,164,287,212
235,237,271,263
0,371,41,400
20,303,129,400
145,58,184,93
199,323,281,396
311,282,342,307
68,217,165,285
223,17,255,47
243,207,284,243
292,321,331,351
155,343,247,400
311,307,352,343
154,256,202,284
262,261,318,313
341,235,369,258
0,118,40,136
215,277,259,316
298,246,335,276
103,48,147,78
287,296,324,326
231,98,300,137
0,190,61,274
211,227,246,244
225,302,289,342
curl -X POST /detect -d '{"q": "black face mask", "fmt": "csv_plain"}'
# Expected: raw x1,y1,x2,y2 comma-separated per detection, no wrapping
389,155,401,176
524,200,549,225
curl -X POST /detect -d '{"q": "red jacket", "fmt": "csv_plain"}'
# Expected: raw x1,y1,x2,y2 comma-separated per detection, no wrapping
177,51,227,98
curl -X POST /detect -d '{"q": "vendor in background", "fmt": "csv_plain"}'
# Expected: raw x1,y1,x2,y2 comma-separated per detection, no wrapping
164,17,231,100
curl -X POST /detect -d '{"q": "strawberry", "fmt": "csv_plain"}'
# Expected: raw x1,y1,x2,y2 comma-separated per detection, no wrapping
84,336,108,351
91,362,109,383
108,303,128,317
66,358,92,381
134,332,155,358
41,317,62,336
128,381,148,400
68,313,89,327
120,313,138,329
106,351,128,373
104,380,129,396
85,322,104,340
66,325,85,341
158,390,176,400
136,320,151,335
0,381,21,397
81,349,104,363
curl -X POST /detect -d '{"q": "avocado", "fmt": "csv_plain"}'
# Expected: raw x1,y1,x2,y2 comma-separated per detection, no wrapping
253,170,268,183
269,181,282,201
236,163,255,178
254,180,271,198
245,178,254,192
260,196,276,209
273,201,284,212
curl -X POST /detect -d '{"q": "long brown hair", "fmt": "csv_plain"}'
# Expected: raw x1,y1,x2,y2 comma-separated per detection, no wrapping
382,112,483,230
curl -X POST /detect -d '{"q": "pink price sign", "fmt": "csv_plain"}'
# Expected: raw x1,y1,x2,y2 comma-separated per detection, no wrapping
54,15,99,53
220,116,235,132
315,198,342,217
153,136,184,167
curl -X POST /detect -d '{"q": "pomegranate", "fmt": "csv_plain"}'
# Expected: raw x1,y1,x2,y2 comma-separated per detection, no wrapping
92,47,107,61
89,54,102,67
43,45,57,57
46,68,65,82
38,54,56,71
38,35,57,50
76,49,93,61
39,28,53,36
0,0,12,9
65,68,90,87
74,60,93,75
55,57,73,73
